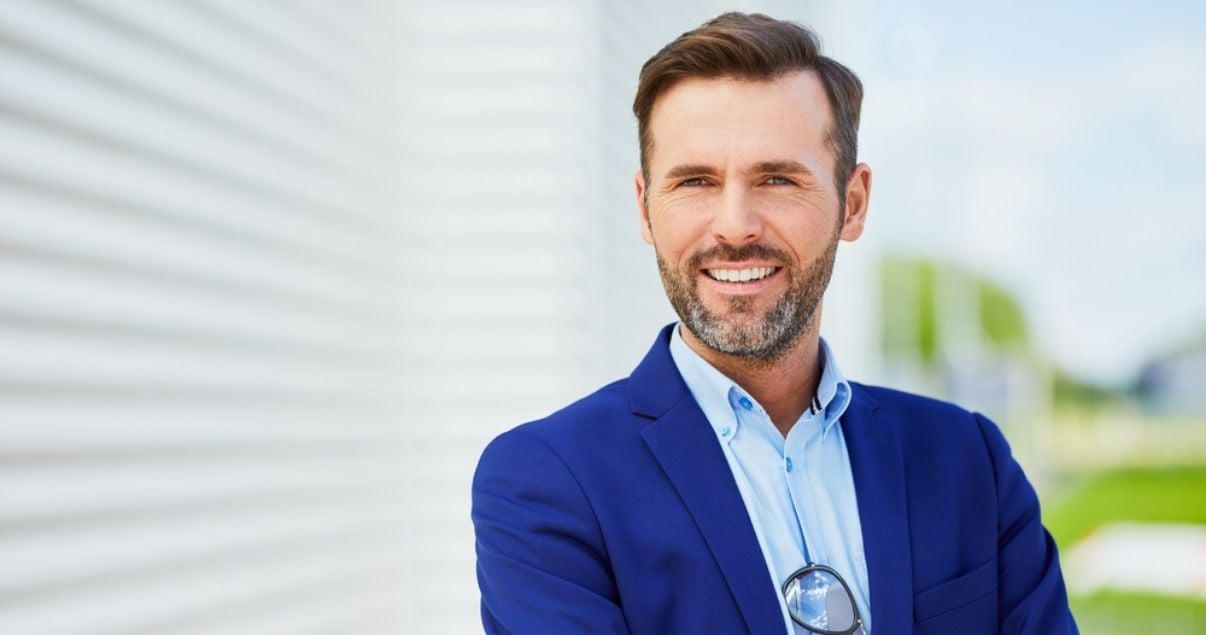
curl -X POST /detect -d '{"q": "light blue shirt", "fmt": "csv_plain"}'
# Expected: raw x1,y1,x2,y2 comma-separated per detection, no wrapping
668,326,871,634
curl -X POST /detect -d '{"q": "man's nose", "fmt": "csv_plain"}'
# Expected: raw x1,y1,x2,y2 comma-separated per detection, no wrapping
712,188,763,246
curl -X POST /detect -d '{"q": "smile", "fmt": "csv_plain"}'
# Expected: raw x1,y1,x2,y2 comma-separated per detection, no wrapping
704,266,779,283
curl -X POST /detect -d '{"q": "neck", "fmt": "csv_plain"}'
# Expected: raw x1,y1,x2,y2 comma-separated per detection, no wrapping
681,323,823,437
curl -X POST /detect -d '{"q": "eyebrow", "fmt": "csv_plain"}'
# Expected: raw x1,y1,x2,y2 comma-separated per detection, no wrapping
662,160,817,181
663,164,718,181
751,160,816,177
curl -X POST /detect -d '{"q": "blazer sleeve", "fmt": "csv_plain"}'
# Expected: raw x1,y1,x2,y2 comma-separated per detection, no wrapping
472,428,630,634
974,413,1079,634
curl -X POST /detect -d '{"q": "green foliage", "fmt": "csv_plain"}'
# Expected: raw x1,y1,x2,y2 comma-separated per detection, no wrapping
878,256,1029,366
914,260,937,365
1051,369,1126,413
882,257,935,366
879,256,938,365
976,278,1029,348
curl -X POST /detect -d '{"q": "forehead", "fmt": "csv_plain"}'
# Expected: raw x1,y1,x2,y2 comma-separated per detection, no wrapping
646,70,834,173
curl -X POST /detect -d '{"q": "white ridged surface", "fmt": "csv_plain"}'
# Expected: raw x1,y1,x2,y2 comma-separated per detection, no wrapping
1,1,863,633
0,0,406,633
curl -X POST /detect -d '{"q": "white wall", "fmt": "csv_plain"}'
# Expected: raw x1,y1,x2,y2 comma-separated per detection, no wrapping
0,1,408,632
0,2,874,633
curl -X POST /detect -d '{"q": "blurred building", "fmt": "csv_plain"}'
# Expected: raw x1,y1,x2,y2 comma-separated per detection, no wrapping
1138,342,1206,418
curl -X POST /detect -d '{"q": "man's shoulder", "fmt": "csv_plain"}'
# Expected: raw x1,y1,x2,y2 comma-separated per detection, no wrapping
852,381,975,419
850,382,1019,498
480,376,645,459
850,381,993,442
523,376,636,432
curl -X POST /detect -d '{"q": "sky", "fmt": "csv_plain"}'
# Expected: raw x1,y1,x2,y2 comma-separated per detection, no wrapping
837,0,1206,383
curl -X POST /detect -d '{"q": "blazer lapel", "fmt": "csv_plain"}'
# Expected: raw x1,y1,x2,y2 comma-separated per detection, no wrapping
630,326,785,635
841,387,914,632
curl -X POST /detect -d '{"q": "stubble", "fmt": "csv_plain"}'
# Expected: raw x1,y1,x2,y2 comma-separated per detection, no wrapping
655,222,841,365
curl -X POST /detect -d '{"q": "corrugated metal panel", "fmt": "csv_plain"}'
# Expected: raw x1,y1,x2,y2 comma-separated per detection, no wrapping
0,0,407,633
397,1,601,631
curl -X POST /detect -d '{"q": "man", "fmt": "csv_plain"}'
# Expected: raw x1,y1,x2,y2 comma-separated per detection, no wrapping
472,12,1077,635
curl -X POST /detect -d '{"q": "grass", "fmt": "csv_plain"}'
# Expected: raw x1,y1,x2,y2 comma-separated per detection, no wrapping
1044,465,1206,548
1043,465,1206,634
1070,592,1206,635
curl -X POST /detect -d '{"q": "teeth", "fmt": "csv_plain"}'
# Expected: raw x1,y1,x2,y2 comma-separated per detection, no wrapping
707,267,776,283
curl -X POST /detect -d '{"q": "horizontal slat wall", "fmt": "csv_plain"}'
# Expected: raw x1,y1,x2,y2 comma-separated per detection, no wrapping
0,1,407,634
2,1,865,633
396,1,602,632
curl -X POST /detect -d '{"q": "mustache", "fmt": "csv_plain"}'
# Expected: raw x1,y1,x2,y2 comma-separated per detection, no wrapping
686,243,790,270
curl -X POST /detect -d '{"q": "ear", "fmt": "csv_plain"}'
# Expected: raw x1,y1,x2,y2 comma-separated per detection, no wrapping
635,169,654,245
839,163,872,242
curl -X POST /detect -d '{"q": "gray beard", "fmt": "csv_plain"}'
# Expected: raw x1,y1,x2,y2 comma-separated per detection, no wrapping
655,226,840,365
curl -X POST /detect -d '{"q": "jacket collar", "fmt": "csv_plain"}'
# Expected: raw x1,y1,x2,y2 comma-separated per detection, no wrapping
634,325,786,634
630,325,914,634
628,324,691,418
841,384,914,632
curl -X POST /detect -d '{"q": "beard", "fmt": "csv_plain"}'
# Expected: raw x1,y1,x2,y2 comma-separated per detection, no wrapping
655,222,841,364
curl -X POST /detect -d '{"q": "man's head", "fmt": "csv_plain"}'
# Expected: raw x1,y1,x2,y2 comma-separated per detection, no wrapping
633,13,871,363
634,12,863,194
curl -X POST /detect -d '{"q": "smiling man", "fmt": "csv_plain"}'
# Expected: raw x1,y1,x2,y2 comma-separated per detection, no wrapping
472,12,1077,635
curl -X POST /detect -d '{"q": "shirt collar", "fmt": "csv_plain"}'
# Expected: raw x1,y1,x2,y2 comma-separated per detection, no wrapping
814,337,853,435
668,325,744,443
668,324,852,441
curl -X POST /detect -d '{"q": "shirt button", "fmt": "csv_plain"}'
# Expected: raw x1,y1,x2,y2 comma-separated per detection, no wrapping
785,457,794,472
720,426,732,437
738,397,753,410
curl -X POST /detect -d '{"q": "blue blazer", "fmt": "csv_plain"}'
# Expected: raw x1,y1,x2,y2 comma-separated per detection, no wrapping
473,326,1078,634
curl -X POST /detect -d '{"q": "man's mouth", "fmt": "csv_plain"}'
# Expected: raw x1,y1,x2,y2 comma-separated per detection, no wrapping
704,266,780,283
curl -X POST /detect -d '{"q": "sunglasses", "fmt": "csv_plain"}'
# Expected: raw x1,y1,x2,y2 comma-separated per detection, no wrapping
781,563,865,635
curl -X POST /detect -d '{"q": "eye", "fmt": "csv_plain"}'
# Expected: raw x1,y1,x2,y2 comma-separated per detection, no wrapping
765,176,794,186
679,177,708,187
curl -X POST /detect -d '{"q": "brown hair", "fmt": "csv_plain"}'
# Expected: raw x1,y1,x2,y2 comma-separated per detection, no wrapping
633,12,863,192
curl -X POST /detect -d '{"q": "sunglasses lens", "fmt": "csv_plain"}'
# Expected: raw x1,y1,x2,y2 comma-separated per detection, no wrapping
784,568,856,632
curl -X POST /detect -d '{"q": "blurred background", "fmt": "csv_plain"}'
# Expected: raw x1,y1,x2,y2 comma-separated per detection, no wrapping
0,1,1202,634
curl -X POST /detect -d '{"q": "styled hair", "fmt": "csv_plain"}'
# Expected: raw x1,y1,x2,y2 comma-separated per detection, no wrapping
633,12,863,192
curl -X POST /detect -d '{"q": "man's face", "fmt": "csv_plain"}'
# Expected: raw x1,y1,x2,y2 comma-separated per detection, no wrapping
635,70,869,361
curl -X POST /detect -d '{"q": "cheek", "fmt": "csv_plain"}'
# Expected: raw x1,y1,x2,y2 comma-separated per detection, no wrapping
650,203,712,257
760,207,840,260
